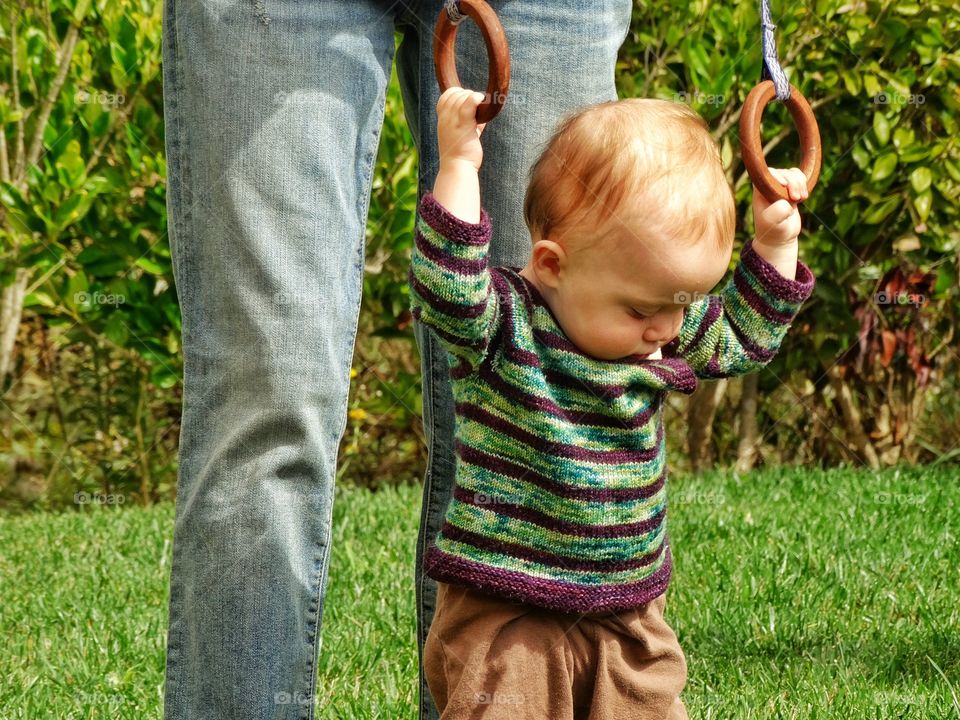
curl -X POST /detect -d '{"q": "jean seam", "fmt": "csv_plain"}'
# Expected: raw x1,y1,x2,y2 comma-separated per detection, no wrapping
417,325,439,720
411,6,437,708
161,0,188,710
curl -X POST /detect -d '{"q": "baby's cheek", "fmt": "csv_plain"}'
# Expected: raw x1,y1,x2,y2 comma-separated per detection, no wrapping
589,313,615,340
608,317,646,353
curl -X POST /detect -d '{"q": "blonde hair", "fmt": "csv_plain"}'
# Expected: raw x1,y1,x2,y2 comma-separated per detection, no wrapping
522,98,735,258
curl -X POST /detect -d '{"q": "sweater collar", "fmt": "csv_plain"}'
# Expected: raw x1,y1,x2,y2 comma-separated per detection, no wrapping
503,267,699,395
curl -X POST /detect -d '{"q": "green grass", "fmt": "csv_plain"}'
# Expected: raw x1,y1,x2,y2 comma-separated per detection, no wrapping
0,465,958,718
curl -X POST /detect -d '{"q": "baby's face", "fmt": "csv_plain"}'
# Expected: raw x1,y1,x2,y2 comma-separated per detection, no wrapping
520,225,732,362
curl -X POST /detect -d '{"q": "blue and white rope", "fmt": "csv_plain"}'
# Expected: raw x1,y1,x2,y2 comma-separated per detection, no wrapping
760,0,791,100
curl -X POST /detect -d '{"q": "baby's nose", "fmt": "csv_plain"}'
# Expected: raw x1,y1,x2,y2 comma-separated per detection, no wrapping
643,313,683,344
643,328,673,345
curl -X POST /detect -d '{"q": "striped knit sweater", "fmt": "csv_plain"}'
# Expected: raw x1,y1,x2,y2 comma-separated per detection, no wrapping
409,190,815,614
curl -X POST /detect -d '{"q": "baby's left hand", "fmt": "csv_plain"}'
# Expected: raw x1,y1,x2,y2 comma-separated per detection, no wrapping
752,167,807,246
437,87,488,172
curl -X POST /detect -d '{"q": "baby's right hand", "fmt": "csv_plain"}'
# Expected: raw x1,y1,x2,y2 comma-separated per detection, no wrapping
437,87,487,172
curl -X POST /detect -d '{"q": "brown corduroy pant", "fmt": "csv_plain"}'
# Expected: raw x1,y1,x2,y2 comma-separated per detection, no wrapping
424,581,689,720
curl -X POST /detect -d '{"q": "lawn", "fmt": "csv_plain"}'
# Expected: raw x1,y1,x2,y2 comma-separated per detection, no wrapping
1,464,958,718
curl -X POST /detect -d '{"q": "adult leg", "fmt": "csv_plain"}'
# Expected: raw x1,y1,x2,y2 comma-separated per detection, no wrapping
161,1,399,717
393,2,635,717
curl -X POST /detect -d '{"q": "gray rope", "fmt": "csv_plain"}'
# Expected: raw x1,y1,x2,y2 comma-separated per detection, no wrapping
444,0,467,25
760,0,791,100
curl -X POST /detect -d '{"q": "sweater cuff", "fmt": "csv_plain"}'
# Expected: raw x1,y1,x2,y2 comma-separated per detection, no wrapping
418,191,491,246
740,238,816,304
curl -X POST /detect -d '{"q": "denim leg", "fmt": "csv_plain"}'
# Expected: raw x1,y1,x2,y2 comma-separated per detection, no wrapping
160,1,399,718
394,2,635,718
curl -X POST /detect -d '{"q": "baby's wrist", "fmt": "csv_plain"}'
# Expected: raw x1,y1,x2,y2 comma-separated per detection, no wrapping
433,161,482,225
753,232,799,248
439,157,479,175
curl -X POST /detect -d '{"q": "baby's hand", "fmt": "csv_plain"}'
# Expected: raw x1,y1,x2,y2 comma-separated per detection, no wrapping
752,167,807,246
437,87,487,172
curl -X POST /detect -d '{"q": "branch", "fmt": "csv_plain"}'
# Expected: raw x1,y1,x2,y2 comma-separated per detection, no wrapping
20,22,80,189
712,104,740,143
783,30,825,71
0,110,8,184
928,323,955,361
11,5,26,182
25,255,68,296
85,86,142,175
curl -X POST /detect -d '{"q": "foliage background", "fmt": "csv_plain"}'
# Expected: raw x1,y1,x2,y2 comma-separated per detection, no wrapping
0,0,958,510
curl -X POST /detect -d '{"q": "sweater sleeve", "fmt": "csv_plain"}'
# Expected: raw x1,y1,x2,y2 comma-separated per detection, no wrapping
661,238,815,379
408,191,500,372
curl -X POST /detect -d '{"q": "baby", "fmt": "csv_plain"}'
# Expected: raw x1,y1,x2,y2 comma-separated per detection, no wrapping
409,88,816,719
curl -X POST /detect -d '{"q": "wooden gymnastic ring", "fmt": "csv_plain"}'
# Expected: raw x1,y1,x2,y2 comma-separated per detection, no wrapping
739,80,822,203
433,0,511,124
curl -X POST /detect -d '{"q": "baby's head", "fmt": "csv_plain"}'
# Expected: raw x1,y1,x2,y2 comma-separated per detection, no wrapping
519,98,736,361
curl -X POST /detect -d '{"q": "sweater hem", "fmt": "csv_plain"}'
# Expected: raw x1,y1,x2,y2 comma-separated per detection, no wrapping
424,543,673,614
740,238,816,303
419,191,491,244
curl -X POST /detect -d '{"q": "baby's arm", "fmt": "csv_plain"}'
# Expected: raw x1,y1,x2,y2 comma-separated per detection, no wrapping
433,87,487,222
408,88,500,373
663,168,815,378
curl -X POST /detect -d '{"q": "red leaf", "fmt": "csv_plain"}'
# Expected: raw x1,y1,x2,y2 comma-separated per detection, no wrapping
880,329,897,366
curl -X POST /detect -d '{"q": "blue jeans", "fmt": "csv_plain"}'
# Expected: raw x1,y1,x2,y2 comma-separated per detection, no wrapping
161,1,632,718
